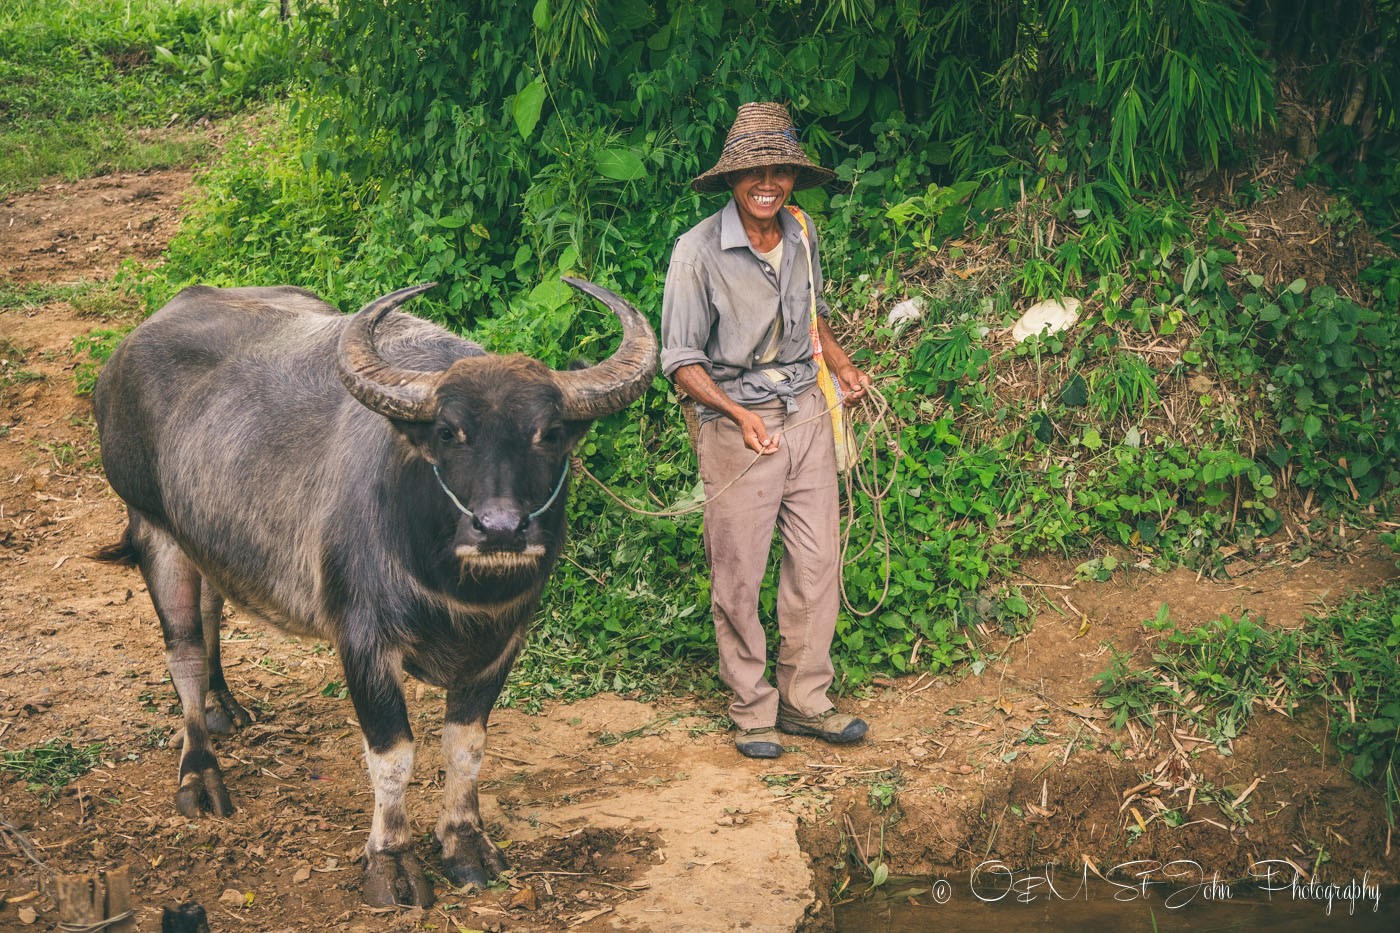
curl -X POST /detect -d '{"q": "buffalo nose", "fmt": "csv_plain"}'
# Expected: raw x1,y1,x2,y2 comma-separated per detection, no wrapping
472,506,529,543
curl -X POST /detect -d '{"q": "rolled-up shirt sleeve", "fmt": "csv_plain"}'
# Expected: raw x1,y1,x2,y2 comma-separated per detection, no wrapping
660,251,716,379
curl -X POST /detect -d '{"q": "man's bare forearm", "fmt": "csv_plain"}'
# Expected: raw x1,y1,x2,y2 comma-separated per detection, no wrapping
673,364,745,424
672,363,779,454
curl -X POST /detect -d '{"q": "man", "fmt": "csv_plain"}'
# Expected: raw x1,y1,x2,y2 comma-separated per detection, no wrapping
661,102,871,759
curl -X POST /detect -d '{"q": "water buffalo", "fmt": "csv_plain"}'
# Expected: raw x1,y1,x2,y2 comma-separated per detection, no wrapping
92,278,657,906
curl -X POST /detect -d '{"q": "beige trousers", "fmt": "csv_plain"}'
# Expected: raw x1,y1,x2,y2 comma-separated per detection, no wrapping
697,384,840,730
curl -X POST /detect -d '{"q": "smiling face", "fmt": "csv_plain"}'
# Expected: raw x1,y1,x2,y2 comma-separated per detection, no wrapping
727,164,798,228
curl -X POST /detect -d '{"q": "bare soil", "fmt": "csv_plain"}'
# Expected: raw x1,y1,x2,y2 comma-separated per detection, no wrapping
1,169,1396,933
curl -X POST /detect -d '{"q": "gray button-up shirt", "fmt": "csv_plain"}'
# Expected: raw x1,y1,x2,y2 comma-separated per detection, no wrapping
661,198,831,421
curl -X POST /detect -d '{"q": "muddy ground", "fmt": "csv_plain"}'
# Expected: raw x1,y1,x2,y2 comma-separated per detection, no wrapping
1,170,1397,932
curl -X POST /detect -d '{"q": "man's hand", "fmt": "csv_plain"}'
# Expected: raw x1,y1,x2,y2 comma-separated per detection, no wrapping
817,317,871,407
674,364,781,456
738,409,781,455
835,364,871,405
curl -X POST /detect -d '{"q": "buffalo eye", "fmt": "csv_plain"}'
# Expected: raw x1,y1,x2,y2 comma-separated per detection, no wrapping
438,426,461,445
537,425,563,447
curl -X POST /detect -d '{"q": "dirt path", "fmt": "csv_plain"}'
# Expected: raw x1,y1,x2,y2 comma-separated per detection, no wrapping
1,171,1396,932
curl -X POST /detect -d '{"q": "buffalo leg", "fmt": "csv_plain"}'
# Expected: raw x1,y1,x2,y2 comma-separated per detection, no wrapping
436,643,518,888
343,644,433,908
132,516,233,818
199,585,251,734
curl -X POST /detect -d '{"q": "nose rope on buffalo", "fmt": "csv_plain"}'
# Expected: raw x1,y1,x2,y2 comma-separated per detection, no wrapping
572,383,900,618
433,459,570,525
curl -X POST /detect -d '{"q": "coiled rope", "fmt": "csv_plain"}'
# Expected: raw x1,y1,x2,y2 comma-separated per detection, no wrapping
573,383,900,617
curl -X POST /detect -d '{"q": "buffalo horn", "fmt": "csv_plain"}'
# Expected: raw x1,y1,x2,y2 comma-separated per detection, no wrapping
553,278,659,421
337,283,443,422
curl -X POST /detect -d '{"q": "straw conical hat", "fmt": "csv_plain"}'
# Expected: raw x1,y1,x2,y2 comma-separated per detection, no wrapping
691,102,835,194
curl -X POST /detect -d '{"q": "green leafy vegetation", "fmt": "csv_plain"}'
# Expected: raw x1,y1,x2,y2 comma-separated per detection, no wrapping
1,739,106,802
71,327,134,398
0,0,297,196
1095,586,1400,824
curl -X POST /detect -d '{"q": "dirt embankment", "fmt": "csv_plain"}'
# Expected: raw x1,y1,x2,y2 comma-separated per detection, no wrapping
2,170,1397,932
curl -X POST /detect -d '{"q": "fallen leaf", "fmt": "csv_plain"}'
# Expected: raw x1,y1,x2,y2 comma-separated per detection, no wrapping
17,907,37,925
503,884,538,911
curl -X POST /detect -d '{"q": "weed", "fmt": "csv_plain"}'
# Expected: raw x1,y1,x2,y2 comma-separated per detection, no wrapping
71,327,131,397
1094,610,1311,750
1,739,106,802
1310,585,1400,826
37,432,102,472
866,769,904,814
1075,555,1120,582
1087,352,1159,420
0,340,44,391
254,656,286,675
1097,587,1400,823
141,727,171,749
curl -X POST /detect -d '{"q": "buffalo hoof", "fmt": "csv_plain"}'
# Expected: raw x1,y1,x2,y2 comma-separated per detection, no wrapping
204,690,252,734
440,827,507,890
363,849,434,908
174,767,234,818
442,858,489,889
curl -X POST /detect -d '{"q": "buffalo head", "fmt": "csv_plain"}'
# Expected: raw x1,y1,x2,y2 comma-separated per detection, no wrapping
336,278,657,576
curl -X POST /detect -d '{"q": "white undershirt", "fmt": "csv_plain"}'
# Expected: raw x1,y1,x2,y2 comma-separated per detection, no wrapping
755,240,786,367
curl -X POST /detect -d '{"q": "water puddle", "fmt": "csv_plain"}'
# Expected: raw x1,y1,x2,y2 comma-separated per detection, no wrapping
836,863,1397,932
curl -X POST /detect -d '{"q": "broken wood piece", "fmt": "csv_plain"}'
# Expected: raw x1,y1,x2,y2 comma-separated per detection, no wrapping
56,874,103,929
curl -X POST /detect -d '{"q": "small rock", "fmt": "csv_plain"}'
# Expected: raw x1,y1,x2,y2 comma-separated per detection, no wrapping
17,907,37,924
218,888,246,908
292,867,311,883
20,695,51,715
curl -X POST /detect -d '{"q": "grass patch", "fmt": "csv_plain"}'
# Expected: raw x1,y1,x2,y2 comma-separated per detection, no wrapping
72,326,132,397
0,279,138,318
1,738,106,802
0,123,210,196
0,0,296,196
0,337,44,392
0,281,101,310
